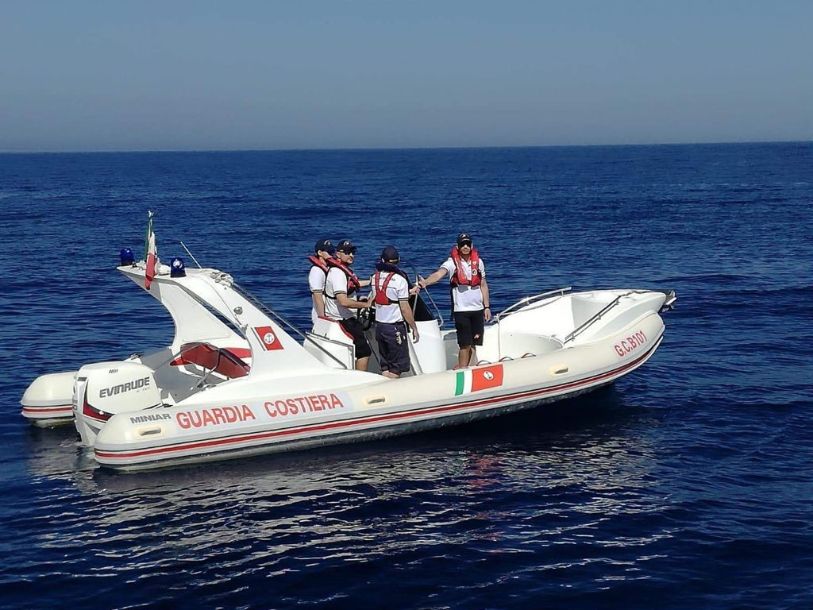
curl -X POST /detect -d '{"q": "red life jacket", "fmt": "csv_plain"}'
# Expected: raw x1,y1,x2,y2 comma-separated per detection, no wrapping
449,246,482,287
373,271,398,305
307,254,330,274
326,258,361,295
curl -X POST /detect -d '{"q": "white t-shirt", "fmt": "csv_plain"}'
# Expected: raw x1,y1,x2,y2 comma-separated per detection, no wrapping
371,271,409,324
308,265,328,325
441,256,486,312
324,267,355,320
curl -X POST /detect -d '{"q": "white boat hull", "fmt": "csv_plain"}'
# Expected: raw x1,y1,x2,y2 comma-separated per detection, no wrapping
20,229,676,472
93,316,665,471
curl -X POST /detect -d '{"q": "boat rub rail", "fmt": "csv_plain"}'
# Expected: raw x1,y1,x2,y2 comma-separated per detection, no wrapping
96,335,662,463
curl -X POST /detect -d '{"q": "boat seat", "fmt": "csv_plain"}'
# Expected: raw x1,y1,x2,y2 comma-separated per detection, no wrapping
499,332,562,360
171,342,251,379
570,295,607,327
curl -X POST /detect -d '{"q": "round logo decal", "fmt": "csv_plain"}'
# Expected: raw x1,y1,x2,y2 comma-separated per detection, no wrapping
263,332,276,346
484,371,494,381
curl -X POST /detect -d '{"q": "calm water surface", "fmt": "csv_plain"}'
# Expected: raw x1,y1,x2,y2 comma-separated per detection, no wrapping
0,144,811,609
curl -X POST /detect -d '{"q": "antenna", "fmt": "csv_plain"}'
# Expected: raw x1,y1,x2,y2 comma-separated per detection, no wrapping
180,241,203,269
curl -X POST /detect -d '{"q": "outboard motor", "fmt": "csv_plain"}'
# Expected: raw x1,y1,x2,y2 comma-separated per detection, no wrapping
73,361,162,446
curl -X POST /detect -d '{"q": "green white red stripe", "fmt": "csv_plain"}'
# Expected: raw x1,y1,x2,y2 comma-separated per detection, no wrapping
455,364,504,396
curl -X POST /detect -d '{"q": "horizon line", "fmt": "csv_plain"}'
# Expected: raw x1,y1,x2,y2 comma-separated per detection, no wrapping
1,138,811,155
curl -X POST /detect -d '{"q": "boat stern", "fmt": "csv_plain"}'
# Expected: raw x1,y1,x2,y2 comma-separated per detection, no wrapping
21,371,77,426
73,361,164,446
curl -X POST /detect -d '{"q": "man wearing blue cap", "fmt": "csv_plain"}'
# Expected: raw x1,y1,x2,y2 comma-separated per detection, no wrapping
418,232,490,368
325,239,373,371
307,238,336,328
371,245,419,378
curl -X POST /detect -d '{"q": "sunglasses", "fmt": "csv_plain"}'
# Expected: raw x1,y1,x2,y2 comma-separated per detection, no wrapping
339,249,357,255
458,241,472,248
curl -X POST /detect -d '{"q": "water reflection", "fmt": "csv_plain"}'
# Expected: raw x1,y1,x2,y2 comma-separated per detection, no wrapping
23,425,97,480
12,376,686,609
23,388,667,558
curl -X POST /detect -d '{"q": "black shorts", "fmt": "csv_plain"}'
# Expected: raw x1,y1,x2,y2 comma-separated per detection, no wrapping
375,321,411,374
339,317,372,359
453,310,485,347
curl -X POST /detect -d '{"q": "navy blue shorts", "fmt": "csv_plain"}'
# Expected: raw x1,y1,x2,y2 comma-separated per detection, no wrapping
453,310,485,347
375,321,411,374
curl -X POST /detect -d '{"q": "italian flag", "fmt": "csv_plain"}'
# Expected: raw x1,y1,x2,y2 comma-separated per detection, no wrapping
455,364,504,396
144,212,157,290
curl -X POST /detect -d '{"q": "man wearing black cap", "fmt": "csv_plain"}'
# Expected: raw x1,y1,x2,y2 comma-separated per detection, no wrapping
307,238,336,328
371,245,419,378
325,239,373,371
418,232,490,368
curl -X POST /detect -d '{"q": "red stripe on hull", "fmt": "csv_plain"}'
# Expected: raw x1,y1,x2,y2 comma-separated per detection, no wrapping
22,405,73,414
96,337,662,463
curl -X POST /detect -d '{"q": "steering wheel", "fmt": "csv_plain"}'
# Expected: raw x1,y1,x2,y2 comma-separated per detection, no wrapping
359,305,375,331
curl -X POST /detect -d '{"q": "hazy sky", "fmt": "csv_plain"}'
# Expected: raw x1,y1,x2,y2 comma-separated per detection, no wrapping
1,1,811,151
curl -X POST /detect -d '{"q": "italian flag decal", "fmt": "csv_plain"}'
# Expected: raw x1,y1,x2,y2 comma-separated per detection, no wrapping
455,364,504,396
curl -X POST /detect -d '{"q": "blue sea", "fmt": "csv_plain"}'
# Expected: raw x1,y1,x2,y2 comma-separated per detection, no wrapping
0,143,811,609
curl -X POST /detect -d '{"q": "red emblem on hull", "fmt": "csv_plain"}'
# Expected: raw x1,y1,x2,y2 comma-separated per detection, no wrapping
254,326,284,351
472,364,504,392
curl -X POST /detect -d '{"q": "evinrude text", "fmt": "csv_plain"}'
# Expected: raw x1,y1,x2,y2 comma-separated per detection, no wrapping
100,376,151,398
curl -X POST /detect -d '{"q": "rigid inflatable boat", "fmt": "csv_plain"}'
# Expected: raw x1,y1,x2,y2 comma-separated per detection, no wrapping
21,250,675,472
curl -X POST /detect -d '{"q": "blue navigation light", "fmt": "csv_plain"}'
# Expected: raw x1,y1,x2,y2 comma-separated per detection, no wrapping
170,257,186,277
119,248,135,266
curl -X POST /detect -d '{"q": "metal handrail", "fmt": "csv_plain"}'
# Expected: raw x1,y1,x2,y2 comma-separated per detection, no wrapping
406,335,424,376
562,290,650,344
402,261,445,328
304,331,356,367
231,280,351,370
493,287,572,323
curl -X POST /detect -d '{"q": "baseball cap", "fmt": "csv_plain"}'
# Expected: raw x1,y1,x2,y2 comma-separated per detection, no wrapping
457,232,473,246
336,239,358,254
315,239,335,255
380,245,400,263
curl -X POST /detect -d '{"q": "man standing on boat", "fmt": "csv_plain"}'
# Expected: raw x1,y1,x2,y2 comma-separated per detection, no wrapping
307,238,336,328
325,239,373,371
371,246,419,378
418,232,490,368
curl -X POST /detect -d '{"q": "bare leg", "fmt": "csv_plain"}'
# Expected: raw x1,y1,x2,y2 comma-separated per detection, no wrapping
457,346,473,369
356,357,370,372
